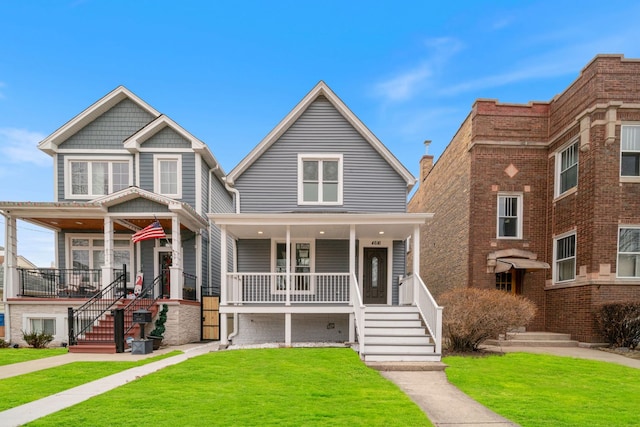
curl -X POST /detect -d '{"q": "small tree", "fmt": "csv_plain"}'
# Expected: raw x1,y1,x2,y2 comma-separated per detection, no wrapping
595,301,640,349
22,330,54,349
440,287,537,352
148,304,169,339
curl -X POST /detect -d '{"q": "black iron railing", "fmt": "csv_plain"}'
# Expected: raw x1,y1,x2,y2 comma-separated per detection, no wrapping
68,266,127,346
18,268,125,298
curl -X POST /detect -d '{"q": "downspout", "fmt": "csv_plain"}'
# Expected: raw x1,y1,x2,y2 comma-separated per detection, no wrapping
208,166,220,290
223,176,241,342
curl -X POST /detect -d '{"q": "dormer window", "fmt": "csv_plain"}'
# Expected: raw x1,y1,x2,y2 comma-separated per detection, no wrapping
65,157,131,198
298,154,343,205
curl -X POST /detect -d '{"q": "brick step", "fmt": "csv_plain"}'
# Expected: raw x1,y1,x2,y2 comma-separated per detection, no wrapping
69,342,117,354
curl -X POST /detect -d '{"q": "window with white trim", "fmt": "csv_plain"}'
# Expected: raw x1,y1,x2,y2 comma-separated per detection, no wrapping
621,125,640,177
554,232,576,282
68,236,133,283
273,241,314,293
29,318,56,335
66,159,131,198
617,227,640,278
298,154,343,205
556,141,579,197
497,193,522,239
154,155,182,198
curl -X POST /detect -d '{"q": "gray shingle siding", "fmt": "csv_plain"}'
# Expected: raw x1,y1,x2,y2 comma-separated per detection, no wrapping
108,198,169,214
141,126,192,149
59,99,154,149
235,96,407,213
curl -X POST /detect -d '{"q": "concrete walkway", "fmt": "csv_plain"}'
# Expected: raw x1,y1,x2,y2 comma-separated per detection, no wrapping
0,343,638,427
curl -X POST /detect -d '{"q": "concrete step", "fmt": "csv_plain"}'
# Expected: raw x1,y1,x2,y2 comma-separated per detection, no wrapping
485,332,579,347
505,332,572,341
364,353,441,362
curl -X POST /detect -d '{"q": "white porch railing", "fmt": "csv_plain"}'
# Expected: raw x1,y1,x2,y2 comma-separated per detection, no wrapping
224,272,351,304
399,274,443,355
349,272,366,356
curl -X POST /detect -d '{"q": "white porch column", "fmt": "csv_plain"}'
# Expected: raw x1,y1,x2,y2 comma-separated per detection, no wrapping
220,313,228,345
3,213,18,298
220,225,227,305
285,225,291,306
285,313,292,347
349,225,356,302
412,224,420,277
348,313,355,342
170,216,182,300
101,216,114,289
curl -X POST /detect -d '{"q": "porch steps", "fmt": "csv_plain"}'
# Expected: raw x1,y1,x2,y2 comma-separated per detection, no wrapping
69,303,157,354
361,306,439,362
484,332,579,347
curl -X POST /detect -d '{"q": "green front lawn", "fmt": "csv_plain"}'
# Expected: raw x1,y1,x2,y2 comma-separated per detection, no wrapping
444,352,640,427
0,348,68,366
29,348,432,427
0,351,181,411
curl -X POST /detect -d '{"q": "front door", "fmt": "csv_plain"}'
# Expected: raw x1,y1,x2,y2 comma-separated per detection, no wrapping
158,252,172,297
363,247,387,304
495,268,522,294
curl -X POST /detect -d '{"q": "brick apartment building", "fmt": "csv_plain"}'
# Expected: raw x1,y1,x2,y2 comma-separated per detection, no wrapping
409,54,640,343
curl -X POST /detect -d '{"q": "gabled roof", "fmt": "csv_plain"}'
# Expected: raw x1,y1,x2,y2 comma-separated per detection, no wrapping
226,81,417,190
39,86,160,156
123,115,225,179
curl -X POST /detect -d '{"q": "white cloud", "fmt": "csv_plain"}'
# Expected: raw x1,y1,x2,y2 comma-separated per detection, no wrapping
373,37,464,102
0,128,49,166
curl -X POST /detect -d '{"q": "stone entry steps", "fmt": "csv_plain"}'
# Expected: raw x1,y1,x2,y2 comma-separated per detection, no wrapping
484,331,579,347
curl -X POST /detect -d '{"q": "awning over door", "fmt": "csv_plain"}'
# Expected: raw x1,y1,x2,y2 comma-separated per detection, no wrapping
495,258,550,273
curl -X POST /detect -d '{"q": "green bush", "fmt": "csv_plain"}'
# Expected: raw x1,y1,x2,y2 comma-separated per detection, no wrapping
595,301,640,349
440,287,537,352
148,304,168,338
0,339,9,348
22,330,54,349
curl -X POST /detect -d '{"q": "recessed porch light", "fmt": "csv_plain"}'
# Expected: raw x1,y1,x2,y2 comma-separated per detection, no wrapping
378,231,385,235
319,231,325,235
75,221,83,225
257,231,263,235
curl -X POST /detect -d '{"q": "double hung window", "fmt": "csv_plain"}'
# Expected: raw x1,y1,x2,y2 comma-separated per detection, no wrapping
274,241,314,293
497,194,522,238
69,236,132,283
621,125,640,177
298,154,343,205
556,141,578,197
618,227,640,278
554,233,576,282
154,155,182,198
67,159,131,198
29,318,55,335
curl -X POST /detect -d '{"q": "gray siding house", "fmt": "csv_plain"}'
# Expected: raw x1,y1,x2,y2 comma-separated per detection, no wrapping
0,87,232,350
210,82,440,361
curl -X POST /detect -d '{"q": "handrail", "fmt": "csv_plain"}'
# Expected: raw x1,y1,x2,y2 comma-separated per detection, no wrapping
68,265,127,346
349,272,366,357
404,274,443,355
122,275,162,336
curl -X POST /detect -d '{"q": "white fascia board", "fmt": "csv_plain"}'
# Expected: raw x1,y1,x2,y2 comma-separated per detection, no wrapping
38,86,160,155
226,81,416,190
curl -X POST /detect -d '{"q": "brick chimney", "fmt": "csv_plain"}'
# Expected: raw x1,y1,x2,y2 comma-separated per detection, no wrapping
419,140,434,183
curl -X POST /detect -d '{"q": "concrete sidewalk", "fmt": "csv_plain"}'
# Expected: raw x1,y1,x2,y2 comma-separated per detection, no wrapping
0,343,218,427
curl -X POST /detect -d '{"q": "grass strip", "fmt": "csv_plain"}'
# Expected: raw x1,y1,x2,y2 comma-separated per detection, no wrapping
29,348,431,427
0,348,68,366
0,351,181,411
444,352,640,427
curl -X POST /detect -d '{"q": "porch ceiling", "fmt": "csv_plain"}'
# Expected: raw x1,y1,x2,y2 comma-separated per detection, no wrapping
209,212,433,240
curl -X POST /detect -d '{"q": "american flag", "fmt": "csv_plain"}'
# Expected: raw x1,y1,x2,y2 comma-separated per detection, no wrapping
132,221,167,243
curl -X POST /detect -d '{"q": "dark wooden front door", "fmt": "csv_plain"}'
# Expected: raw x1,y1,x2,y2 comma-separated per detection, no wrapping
363,247,387,304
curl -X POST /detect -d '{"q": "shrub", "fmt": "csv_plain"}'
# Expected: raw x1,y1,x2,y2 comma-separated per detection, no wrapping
0,339,9,348
148,304,168,338
22,330,54,349
440,287,537,352
595,301,640,349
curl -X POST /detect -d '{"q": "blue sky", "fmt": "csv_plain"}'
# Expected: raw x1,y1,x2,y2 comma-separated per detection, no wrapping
1,0,640,267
